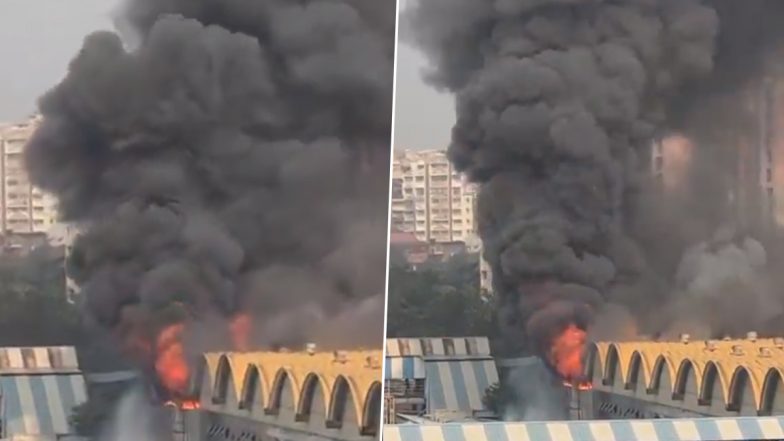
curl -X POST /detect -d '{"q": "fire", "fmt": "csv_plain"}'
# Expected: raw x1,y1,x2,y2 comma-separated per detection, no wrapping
155,323,190,395
563,381,593,391
163,400,201,410
230,313,252,352
550,323,588,383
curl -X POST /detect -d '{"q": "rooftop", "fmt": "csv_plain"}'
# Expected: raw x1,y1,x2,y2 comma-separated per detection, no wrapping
195,348,383,437
589,334,784,412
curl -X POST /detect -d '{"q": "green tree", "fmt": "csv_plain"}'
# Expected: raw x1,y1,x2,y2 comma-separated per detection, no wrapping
0,246,81,346
386,256,497,338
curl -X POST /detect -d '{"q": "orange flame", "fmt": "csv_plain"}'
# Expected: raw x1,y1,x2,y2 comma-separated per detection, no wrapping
230,313,252,352
563,381,593,391
155,323,190,395
550,324,588,383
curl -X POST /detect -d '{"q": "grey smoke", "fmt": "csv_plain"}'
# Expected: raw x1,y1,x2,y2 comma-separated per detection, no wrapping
661,227,782,339
25,0,394,356
502,357,568,422
406,0,784,357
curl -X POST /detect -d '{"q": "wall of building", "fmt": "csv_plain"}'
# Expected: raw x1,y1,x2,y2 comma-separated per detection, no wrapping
391,150,477,244
0,116,59,234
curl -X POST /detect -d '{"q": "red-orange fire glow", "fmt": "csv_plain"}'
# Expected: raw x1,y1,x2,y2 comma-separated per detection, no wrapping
230,313,251,352
563,381,593,391
550,324,587,383
155,324,190,395
163,400,201,410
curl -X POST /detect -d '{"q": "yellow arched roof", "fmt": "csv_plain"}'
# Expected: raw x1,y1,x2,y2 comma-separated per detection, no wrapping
591,337,784,411
197,349,382,431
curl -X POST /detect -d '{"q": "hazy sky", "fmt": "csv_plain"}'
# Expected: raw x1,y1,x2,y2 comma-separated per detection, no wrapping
394,0,454,151
0,0,452,151
0,0,116,122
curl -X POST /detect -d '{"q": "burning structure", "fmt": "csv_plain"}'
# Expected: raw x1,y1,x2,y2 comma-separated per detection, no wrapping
22,0,394,427
177,346,382,441
405,0,784,419
584,334,784,419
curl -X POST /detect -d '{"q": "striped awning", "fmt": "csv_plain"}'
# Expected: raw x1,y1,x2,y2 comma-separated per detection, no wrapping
387,338,491,358
382,416,784,441
385,357,426,379
425,359,498,412
0,346,79,374
0,374,88,437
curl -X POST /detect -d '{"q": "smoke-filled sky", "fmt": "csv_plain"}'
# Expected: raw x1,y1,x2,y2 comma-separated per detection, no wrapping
24,0,395,366
406,0,784,362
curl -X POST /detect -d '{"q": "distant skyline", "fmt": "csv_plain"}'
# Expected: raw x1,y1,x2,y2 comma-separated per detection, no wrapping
393,0,455,151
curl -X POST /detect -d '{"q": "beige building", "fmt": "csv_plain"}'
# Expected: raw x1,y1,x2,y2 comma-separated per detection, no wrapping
391,149,478,243
0,115,58,233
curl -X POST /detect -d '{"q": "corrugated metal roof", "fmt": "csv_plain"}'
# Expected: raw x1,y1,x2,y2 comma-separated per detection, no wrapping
383,416,784,441
425,359,498,413
0,374,87,437
385,357,426,380
386,338,491,358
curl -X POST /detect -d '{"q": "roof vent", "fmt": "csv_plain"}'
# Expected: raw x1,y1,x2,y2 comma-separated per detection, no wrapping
731,345,744,356
366,355,381,369
775,338,784,348
305,343,316,356
680,334,690,344
759,347,773,358
333,350,348,364
747,331,758,342
704,340,717,351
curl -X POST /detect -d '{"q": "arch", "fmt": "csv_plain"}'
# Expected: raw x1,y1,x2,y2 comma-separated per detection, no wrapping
239,365,267,410
625,351,643,390
361,381,381,436
699,361,723,406
266,368,298,416
327,375,363,429
648,355,674,395
189,356,209,398
585,343,601,381
212,354,233,404
603,344,620,386
673,359,696,400
727,366,755,413
296,373,329,422
760,368,784,415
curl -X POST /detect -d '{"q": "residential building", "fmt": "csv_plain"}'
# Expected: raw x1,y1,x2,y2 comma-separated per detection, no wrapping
0,115,59,233
391,149,478,243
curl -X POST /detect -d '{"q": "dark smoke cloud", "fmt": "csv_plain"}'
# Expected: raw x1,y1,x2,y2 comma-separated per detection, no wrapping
406,0,784,361
25,0,394,354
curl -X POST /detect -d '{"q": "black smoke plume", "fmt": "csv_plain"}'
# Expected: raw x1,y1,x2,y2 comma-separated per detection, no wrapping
406,0,784,360
25,0,394,355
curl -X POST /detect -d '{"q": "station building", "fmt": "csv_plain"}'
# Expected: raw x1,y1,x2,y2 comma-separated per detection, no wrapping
176,348,383,441
584,334,784,419
384,337,499,423
0,346,87,441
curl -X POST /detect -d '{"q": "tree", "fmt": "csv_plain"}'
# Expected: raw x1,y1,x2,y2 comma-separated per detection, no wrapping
386,255,497,339
0,246,82,346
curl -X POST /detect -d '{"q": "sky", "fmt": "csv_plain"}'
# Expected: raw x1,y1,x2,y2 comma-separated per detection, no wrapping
394,0,455,151
0,0,451,151
0,0,117,122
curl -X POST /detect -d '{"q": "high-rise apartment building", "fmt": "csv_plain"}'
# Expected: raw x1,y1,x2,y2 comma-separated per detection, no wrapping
0,116,59,233
391,149,478,243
